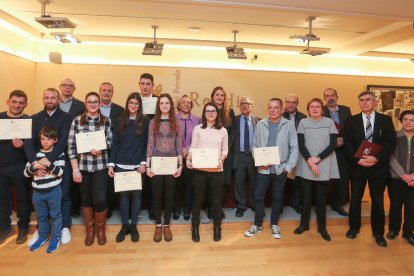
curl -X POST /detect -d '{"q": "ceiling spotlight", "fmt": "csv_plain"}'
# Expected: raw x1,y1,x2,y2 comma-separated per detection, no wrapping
301,48,328,56
52,31,81,44
35,0,77,29
142,25,164,56
290,16,320,43
226,30,246,60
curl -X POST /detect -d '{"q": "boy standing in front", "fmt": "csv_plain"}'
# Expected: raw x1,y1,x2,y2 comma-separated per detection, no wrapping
24,126,65,253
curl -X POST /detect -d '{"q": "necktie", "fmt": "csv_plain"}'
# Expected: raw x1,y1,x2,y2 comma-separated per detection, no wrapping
244,117,250,152
365,115,373,142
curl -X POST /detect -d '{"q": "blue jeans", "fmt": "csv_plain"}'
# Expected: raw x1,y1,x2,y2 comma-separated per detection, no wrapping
254,172,287,226
116,167,142,225
32,186,62,240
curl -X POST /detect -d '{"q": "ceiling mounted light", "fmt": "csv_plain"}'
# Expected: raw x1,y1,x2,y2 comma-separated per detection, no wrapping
226,30,246,60
290,16,320,43
35,0,77,29
52,31,81,44
142,25,164,56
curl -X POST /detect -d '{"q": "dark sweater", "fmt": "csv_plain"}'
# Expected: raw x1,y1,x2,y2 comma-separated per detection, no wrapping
109,117,149,165
25,108,72,163
0,112,29,166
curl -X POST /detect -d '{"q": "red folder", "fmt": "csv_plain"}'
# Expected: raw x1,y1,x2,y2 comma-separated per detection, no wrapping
354,140,383,158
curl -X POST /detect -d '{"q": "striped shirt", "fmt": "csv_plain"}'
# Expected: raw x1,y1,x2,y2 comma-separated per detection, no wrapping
24,151,65,190
67,114,113,172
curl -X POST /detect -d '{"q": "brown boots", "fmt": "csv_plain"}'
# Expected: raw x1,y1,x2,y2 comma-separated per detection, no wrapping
82,207,107,246
82,207,95,246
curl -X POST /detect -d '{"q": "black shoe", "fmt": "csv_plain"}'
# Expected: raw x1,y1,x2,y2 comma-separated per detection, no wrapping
374,235,387,247
386,231,398,240
346,229,359,239
148,209,155,220
0,228,15,245
15,229,28,244
191,227,200,242
294,226,309,235
332,206,349,216
318,229,331,241
292,205,302,214
207,209,213,220
213,226,221,242
402,233,414,246
173,212,180,220
235,208,246,217
130,224,139,243
106,209,113,219
71,209,81,219
183,210,191,221
116,224,130,243
221,210,225,220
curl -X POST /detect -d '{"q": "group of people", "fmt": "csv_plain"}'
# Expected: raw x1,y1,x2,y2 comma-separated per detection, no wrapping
0,73,413,254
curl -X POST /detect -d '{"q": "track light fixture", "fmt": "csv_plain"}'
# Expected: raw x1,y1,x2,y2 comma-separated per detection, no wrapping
142,25,164,56
52,30,81,44
290,16,320,43
226,30,247,60
35,0,77,29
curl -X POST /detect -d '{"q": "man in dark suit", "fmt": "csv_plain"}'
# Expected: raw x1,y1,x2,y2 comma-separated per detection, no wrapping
233,96,260,217
323,88,352,216
343,90,396,247
99,82,124,219
282,93,306,214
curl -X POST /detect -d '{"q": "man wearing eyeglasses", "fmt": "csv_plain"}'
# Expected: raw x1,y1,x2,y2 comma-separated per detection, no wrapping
282,94,306,214
233,96,260,217
59,78,85,119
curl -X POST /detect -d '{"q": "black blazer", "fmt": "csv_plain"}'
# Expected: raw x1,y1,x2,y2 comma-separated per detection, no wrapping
108,102,124,125
232,114,260,169
67,97,85,119
323,104,352,128
343,111,396,177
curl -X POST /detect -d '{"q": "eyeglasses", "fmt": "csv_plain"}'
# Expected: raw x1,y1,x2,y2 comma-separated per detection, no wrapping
86,101,99,105
60,84,74,88
205,110,217,114
128,102,140,106
240,102,252,106
285,101,298,104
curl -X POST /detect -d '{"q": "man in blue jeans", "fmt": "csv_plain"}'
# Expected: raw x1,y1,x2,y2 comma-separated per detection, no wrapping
244,98,298,239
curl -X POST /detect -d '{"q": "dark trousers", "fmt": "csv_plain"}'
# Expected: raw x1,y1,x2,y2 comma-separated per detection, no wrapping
151,175,176,225
173,162,193,213
0,163,31,231
61,161,72,228
234,152,256,210
388,178,414,235
221,151,234,206
116,167,142,225
192,170,223,227
69,156,82,213
79,169,108,212
142,174,152,212
331,150,349,208
349,176,387,235
254,172,287,226
300,178,329,231
287,177,301,208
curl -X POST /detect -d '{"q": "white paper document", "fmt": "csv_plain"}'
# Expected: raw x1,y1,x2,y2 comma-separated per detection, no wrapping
253,146,280,166
0,119,32,140
191,148,219,168
151,156,178,175
75,130,107,154
114,171,142,192
142,97,157,115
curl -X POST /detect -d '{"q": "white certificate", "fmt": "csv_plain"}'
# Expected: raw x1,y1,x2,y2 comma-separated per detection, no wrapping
142,97,157,115
75,130,107,153
191,148,219,168
114,171,142,192
151,157,178,175
0,119,32,140
253,146,280,166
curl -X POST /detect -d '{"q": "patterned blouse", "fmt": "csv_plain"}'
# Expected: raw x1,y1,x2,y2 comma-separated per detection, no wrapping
147,119,183,157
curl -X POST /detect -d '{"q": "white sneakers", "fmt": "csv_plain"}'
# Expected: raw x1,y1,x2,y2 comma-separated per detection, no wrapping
271,225,281,239
27,230,39,247
244,224,282,239
61,228,71,245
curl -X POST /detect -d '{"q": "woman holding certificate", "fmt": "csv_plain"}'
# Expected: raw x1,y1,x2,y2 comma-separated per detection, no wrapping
146,93,183,243
294,98,339,241
67,92,113,246
108,92,149,243
186,101,228,242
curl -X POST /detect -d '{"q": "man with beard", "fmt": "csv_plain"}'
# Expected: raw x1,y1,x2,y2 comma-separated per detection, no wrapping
25,88,72,246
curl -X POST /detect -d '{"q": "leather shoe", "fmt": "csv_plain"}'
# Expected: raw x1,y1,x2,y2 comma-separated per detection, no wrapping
318,229,331,241
346,229,359,239
106,209,113,219
183,211,191,221
374,235,387,247
294,226,309,235
148,209,155,220
235,208,246,217
332,206,349,216
386,231,398,240
163,226,173,242
153,226,162,242
402,233,414,246
292,205,302,214
191,227,200,242
15,229,28,244
173,212,180,220
213,226,221,242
